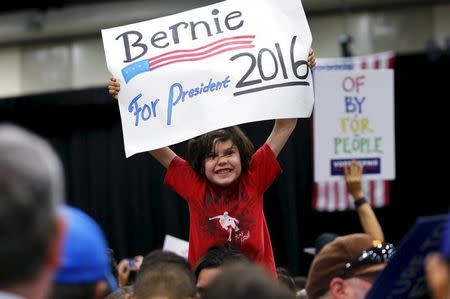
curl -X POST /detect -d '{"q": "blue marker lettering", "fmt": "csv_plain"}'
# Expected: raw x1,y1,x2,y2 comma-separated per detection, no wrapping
128,93,160,126
165,75,231,126
129,94,143,126
150,99,159,117
167,83,183,125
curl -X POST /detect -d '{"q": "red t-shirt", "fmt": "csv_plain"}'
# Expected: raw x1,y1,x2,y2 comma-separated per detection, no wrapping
163,143,281,276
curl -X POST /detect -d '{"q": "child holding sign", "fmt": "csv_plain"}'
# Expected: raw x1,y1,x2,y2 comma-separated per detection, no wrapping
108,49,316,276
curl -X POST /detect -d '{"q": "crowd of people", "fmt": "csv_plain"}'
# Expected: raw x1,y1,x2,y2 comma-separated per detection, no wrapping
1,46,449,299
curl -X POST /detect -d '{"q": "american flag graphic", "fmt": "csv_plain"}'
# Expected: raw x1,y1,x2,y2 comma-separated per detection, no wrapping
121,35,256,83
313,51,394,212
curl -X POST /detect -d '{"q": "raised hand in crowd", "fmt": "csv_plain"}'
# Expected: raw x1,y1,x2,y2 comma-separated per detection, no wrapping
344,160,365,199
116,255,143,287
344,160,384,242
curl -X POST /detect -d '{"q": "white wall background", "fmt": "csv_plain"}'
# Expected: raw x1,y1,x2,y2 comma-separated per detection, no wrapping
0,1,449,99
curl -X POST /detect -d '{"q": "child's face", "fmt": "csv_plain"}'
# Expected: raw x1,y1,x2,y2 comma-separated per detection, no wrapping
203,139,242,187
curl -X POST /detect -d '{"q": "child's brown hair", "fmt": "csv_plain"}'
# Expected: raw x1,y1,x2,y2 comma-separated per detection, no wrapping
187,126,255,175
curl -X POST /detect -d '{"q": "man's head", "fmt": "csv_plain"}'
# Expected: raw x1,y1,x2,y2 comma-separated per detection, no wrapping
139,249,193,276
132,262,196,299
129,250,196,299
0,124,65,296
50,205,118,299
306,233,394,299
202,263,295,299
194,245,249,297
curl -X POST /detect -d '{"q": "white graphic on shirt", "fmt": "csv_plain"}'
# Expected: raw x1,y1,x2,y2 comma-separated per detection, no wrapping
209,211,240,241
235,230,250,243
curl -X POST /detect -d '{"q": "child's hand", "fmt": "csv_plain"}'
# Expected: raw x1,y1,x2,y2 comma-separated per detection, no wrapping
308,48,316,69
108,77,121,100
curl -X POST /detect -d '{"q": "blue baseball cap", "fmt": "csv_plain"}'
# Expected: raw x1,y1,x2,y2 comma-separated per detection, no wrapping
441,212,450,260
55,205,118,291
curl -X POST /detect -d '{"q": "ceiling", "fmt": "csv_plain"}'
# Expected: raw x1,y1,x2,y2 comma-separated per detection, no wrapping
1,0,450,16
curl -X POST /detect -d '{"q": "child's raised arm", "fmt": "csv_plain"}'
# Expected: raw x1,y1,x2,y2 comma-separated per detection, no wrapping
265,118,297,158
149,147,177,169
108,77,177,168
265,48,316,157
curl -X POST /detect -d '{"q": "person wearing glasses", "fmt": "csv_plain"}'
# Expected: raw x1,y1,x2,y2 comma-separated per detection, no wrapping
305,233,395,299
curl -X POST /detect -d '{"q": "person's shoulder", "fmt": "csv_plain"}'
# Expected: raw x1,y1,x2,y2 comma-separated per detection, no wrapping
253,143,272,156
252,143,278,161
168,155,189,168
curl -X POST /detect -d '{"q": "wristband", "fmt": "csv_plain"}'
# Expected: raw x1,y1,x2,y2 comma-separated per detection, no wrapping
354,197,367,208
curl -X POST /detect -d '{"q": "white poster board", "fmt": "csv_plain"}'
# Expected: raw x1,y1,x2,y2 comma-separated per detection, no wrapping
162,234,189,260
102,0,314,157
313,70,395,182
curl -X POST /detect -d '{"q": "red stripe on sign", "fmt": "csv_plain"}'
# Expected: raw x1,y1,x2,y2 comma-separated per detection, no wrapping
324,182,330,211
151,45,255,70
369,180,375,206
388,56,394,69
334,181,340,210
150,35,256,60
361,60,368,69
151,40,254,65
374,58,381,69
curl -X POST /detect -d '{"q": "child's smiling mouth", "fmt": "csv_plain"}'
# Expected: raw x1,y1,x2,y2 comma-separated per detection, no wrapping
216,168,232,174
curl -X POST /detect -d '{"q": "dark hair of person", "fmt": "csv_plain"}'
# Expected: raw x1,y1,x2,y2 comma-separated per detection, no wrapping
194,244,249,279
104,286,133,299
49,283,100,299
202,263,295,299
138,249,194,283
133,263,196,299
186,126,255,175
276,267,297,293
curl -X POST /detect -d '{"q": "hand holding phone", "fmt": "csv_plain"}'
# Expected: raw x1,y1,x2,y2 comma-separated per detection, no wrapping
117,255,143,287
128,258,139,271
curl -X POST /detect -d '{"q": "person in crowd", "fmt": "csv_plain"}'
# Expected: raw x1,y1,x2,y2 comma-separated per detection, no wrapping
103,286,133,299
138,249,195,278
194,245,249,297
202,262,295,299
304,160,385,258
129,250,197,299
116,255,143,287
305,233,395,299
107,50,316,275
106,249,195,299
425,212,450,299
50,205,118,299
0,124,66,299
276,267,298,294
294,276,308,298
